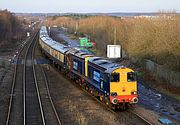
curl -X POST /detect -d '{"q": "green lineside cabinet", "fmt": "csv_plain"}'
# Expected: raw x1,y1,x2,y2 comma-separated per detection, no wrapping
79,37,93,48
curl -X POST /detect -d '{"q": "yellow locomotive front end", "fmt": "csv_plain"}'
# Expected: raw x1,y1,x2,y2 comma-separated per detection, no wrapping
109,67,138,107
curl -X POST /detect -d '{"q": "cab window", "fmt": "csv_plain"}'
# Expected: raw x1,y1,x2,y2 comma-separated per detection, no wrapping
111,73,120,82
127,72,136,82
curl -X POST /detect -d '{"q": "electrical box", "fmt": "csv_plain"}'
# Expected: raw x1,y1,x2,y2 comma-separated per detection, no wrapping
107,45,121,58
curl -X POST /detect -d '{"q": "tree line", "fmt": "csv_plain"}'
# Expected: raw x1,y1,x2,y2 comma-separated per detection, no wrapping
46,14,180,71
0,9,23,44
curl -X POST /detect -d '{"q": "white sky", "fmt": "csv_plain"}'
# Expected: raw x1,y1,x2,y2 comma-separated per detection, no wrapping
0,0,180,13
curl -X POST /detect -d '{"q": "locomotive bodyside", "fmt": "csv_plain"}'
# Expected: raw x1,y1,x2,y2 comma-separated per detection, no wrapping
66,49,93,84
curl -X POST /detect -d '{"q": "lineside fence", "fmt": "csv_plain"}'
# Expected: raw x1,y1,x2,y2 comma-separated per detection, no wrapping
145,59,180,86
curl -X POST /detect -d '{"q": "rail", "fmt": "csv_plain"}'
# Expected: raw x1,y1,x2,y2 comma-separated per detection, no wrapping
41,66,62,125
5,38,29,125
31,33,46,125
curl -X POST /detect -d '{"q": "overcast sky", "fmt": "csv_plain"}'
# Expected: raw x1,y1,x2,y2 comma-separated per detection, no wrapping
0,0,180,13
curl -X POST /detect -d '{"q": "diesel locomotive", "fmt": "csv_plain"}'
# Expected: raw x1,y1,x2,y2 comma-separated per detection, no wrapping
39,26,138,110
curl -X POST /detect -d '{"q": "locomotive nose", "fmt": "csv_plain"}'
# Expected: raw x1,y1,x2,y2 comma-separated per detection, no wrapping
132,97,138,104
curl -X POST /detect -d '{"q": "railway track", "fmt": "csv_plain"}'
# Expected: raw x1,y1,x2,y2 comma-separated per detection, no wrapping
24,31,45,125
129,110,153,125
5,31,62,125
71,77,153,125
5,37,30,125
90,90,153,124
33,39,62,125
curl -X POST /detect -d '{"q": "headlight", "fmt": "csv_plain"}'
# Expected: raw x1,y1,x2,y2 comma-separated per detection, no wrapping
131,91,137,95
111,92,118,97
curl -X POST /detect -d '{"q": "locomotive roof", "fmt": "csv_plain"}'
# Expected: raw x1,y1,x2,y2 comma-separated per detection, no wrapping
77,53,93,59
88,57,123,73
40,26,72,53
66,47,93,59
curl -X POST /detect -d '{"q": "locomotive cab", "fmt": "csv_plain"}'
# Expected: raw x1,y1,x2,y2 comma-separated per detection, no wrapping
109,67,138,105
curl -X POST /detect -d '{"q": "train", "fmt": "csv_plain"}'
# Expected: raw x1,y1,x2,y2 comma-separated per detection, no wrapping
39,26,138,110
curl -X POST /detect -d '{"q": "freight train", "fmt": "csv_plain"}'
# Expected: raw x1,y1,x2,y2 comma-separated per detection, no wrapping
39,26,138,110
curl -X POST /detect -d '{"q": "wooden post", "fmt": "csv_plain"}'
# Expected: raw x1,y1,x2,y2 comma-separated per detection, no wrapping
114,27,116,45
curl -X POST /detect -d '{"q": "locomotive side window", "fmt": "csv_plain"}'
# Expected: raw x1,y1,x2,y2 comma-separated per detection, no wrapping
111,73,120,82
93,70,100,83
73,61,78,70
127,72,136,82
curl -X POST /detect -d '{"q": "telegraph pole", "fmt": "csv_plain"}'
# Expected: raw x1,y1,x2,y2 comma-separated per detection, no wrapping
75,22,78,33
114,27,117,45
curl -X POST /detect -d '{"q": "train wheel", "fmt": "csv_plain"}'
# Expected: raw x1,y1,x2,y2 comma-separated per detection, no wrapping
75,79,79,84
113,105,117,111
100,95,104,102
85,86,89,91
105,97,110,106
109,104,116,111
90,89,93,95
82,83,86,90
95,91,99,97
80,78,84,86
69,72,73,80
